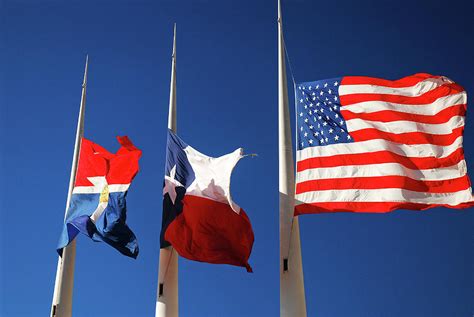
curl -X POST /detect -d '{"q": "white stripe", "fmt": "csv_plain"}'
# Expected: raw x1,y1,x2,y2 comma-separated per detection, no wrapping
89,202,108,223
296,160,467,182
184,145,243,214
73,184,130,194
296,136,463,161
339,77,449,97
341,92,466,115
345,115,464,135
295,188,473,205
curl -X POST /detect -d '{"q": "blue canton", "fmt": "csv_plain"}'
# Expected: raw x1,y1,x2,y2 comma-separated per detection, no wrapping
296,77,353,150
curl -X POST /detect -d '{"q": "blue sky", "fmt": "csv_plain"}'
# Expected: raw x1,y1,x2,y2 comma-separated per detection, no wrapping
1,0,473,316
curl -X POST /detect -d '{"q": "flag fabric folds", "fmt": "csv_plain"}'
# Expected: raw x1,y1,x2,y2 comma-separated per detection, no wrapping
160,130,254,272
57,136,142,258
294,73,474,214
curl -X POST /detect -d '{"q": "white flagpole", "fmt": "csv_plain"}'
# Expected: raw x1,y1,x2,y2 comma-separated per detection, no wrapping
50,55,89,317
278,1,307,316
155,24,179,317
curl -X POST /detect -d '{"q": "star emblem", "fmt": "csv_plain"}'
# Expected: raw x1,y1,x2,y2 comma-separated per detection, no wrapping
163,165,184,204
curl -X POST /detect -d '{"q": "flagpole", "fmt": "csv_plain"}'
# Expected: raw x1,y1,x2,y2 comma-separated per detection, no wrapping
50,55,89,317
155,24,179,317
278,1,307,316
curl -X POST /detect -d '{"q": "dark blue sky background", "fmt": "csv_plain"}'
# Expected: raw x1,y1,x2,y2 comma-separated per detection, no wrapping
1,0,473,316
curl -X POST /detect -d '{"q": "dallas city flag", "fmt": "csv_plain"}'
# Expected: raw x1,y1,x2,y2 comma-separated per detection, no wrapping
160,130,254,272
57,136,142,258
295,73,474,214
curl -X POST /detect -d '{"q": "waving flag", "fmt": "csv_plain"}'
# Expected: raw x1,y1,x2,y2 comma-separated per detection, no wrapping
160,130,254,272
295,73,473,214
57,136,142,258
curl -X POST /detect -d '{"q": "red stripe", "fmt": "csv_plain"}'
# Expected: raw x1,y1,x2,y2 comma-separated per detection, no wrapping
341,104,466,124
297,147,464,172
341,73,440,88
296,175,471,195
294,200,474,214
351,126,464,146
340,83,464,106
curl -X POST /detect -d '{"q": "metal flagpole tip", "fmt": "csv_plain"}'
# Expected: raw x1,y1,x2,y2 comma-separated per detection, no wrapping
82,54,89,88
172,24,177,59
277,0,282,19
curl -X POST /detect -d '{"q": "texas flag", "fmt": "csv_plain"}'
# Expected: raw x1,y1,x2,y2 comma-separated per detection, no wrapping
57,136,142,258
160,130,254,272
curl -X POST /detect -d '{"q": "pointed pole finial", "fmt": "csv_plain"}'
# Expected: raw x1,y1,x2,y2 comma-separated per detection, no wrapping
278,0,282,23
82,55,89,88
168,24,177,132
172,23,177,59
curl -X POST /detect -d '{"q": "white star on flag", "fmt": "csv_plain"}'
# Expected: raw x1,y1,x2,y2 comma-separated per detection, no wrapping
163,165,184,204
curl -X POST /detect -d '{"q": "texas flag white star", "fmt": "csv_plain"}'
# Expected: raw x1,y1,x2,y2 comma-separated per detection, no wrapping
163,165,184,204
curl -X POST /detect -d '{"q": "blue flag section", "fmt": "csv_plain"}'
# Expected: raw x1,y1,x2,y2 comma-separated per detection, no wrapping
57,136,142,258
160,131,193,249
160,130,255,272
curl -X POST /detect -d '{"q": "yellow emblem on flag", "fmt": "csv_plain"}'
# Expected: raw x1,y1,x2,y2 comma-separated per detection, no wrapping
100,184,109,203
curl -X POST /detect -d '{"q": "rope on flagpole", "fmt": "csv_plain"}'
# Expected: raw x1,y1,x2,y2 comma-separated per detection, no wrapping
157,245,176,298
286,216,296,263
282,35,299,267
283,37,297,87
163,246,175,281
282,35,298,186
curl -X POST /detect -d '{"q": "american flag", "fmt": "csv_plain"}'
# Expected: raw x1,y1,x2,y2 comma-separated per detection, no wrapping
294,73,474,214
